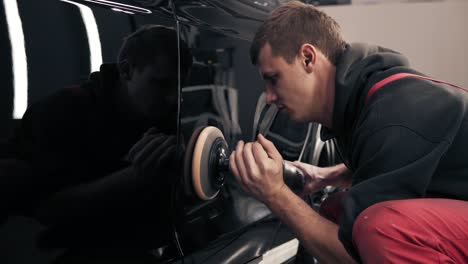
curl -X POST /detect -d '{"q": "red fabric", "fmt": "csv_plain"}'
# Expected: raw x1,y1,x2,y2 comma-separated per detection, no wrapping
320,195,468,263
352,199,468,263
319,191,347,223
365,73,467,104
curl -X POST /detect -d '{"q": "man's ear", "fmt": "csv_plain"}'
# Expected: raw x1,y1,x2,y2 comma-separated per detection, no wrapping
300,44,316,73
118,59,132,80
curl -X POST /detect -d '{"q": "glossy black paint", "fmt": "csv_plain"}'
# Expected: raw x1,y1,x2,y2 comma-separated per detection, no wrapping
0,0,279,262
0,0,343,262
173,0,268,41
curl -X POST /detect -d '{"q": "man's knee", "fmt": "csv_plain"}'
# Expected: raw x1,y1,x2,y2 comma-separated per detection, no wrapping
350,199,454,263
350,201,413,262
352,201,398,247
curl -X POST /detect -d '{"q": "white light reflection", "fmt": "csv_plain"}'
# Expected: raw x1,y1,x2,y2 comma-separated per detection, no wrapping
61,0,102,73
111,7,135,15
3,0,28,119
84,0,151,14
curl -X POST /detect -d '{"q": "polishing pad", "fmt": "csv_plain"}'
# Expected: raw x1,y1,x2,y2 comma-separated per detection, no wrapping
183,126,204,196
191,126,228,200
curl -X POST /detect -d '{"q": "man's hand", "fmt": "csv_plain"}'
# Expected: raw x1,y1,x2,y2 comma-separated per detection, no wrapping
290,161,327,194
126,127,176,178
292,162,352,194
229,134,285,204
230,135,356,264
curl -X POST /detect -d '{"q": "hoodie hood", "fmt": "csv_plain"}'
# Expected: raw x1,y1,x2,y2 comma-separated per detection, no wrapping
83,63,150,128
86,63,121,101
85,63,139,120
330,43,411,137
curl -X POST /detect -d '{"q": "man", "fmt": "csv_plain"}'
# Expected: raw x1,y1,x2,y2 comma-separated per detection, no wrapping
230,1,468,263
1,25,192,255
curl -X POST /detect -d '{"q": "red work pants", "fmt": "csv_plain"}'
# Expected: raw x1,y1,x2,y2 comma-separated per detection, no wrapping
320,193,468,263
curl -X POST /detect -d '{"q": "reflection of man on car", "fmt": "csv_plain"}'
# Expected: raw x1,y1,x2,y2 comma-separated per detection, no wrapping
0,25,192,255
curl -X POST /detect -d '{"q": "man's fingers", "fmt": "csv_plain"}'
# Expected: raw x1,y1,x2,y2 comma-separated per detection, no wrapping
234,141,248,181
155,144,176,168
127,135,153,161
292,161,317,178
252,142,269,170
145,136,176,166
133,134,167,163
257,134,282,162
144,127,160,135
229,150,240,180
154,137,176,161
292,160,308,172
252,142,268,160
243,143,259,178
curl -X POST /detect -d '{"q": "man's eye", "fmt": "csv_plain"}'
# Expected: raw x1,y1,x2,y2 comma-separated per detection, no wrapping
265,76,276,85
269,77,277,86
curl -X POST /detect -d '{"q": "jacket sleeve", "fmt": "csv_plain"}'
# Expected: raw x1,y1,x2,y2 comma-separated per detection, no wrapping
34,163,173,249
337,125,450,261
17,89,97,191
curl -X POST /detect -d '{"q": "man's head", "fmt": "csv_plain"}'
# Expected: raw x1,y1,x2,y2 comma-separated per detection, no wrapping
117,25,192,132
250,1,345,124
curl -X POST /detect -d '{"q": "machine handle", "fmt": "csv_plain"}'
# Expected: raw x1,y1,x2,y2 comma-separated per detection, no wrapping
220,158,305,194
283,161,305,194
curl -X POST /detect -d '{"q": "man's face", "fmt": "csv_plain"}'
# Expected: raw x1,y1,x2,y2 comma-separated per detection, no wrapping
257,43,318,122
126,56,179,132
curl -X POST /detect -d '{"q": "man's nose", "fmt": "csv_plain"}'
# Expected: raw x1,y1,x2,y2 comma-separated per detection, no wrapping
265,87,277,105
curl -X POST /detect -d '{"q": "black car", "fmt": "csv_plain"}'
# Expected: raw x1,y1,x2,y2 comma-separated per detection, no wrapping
0,1,343,263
